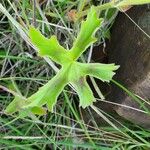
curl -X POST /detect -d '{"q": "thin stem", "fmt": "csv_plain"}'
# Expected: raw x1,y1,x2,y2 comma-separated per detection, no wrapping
33,0,36,27
77,1,113,19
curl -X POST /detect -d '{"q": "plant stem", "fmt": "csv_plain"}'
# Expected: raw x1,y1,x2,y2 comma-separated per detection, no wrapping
77,2,113,19
77,0,150,19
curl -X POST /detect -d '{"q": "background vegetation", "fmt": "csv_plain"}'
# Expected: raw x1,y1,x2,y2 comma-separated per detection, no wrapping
0,0,150,149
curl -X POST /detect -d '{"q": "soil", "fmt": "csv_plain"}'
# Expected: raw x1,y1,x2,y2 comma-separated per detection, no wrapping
82,5,150,129
108,5,150,128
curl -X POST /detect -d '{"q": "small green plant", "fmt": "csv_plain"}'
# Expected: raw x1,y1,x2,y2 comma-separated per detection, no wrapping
5,6,119,116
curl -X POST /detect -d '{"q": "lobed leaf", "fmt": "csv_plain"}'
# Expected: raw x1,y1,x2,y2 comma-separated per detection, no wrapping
5,6,119,115
81,63,120,82
67,62,85,82
69,6,103,60
71,77,96,108
23,69,68,112
29,27,69,65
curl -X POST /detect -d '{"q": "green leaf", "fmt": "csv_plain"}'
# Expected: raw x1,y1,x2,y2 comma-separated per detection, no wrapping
67,62,85,82
30,106,47,115
69,6,103,60
5,6,119,115
81,63,120,82
71,77,96,108
23,69,68,112
29,27,70,65
5,96,25,114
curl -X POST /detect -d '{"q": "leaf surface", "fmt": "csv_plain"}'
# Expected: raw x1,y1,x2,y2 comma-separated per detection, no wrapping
23,69,68,112
70,6,103,60
29,27,69,65
5,6,119,115
81,63,120,82
71,77,96,108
